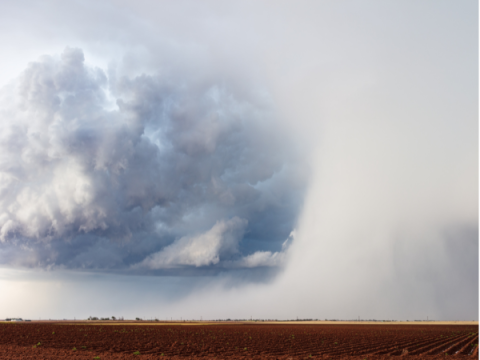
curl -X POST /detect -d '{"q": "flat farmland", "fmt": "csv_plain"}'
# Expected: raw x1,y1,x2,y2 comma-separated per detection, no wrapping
0,322,477,359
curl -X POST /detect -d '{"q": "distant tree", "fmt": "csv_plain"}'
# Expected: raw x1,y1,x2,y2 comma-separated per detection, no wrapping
112,316,116,320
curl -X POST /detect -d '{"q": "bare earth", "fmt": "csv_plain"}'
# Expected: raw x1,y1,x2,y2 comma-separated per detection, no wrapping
0,321,477,359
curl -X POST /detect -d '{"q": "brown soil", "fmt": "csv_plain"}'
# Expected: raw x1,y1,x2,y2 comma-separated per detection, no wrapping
0,322,477,359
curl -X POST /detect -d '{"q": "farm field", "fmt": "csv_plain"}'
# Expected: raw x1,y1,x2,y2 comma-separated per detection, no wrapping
0,322,477,359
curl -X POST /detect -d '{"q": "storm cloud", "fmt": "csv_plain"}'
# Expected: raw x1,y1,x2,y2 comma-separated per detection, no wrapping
0,47,304,273
0,0,476,322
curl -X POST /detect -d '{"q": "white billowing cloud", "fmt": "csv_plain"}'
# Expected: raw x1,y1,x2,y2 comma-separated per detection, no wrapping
226,230,293,268
0,46,303,270
0,48,120,242
137,217,247,269
233,251,285,268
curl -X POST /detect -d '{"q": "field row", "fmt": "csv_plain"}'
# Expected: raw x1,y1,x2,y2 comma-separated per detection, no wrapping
0,323,477,358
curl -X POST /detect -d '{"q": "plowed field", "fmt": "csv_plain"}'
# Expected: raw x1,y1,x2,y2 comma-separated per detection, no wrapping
0,322,477,359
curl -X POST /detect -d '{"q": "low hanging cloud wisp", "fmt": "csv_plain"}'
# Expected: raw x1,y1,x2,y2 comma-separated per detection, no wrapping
137,217,247,269
0,47,304,273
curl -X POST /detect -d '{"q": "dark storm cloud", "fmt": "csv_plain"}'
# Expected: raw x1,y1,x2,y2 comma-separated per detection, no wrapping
0,47,305,273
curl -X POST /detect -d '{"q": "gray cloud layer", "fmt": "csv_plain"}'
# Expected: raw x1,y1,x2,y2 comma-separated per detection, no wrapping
0,47,304,273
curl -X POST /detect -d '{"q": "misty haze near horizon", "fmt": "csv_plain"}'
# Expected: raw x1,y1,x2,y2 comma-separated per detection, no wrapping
0,0,477,321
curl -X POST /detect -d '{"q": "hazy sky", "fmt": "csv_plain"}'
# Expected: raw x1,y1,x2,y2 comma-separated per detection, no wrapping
0,0,477,321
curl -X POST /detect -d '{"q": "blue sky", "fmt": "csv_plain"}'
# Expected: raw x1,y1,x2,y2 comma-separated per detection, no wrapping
0,0,477,320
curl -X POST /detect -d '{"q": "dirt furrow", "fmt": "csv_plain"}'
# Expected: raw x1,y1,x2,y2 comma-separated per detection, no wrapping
468,343,479,357
332,338,410,356
443,334,478,355
459,340,477,356
408,334,469,355
385,333,460,355
0,322,476,358
428,335,475,355
372,337,436,356
351,335,435,356
370,334,443,355
316,340,374,355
